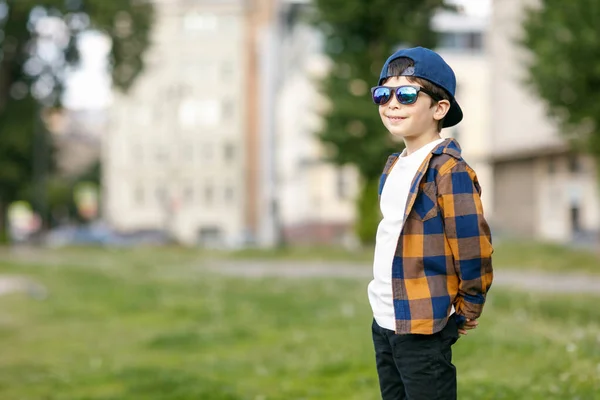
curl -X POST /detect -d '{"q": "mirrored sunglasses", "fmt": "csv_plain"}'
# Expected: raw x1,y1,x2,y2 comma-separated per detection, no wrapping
370,85,441,106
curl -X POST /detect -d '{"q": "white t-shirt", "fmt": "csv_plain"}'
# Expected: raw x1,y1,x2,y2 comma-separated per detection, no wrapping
368,138,445,331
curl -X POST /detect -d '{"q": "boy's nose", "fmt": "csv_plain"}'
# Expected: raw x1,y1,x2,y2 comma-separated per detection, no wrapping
387,95,401,109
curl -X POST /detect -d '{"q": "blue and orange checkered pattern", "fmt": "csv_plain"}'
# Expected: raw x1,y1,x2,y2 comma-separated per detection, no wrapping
378,138,493,335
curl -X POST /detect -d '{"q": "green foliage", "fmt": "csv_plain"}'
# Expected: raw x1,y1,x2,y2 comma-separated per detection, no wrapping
521,0,600,158
0,0,153,234
311,0,448,180
0,96,37,203
80,0,155,92
311,0,447,243
355,177,380,244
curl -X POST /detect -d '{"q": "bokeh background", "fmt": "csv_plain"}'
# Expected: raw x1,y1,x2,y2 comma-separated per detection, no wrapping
0,0,599,399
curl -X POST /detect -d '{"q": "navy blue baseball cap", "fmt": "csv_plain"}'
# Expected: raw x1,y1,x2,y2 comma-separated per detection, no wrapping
378,46,463,128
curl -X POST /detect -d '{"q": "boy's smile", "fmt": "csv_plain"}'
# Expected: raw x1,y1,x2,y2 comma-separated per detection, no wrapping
384,115,407,124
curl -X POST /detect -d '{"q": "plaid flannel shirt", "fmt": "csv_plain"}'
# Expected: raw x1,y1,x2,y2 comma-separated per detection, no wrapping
378,138,493,335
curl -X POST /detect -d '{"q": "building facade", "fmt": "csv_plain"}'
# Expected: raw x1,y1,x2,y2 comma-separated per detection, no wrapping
489,0,599,243
433,8,493,215
275,2,359,245
105,0,274,246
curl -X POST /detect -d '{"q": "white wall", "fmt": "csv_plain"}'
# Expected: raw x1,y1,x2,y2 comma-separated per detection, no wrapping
276,22,358,236
104,0,247,245
439,51,494,217
489,0,600,241
489,0,564,156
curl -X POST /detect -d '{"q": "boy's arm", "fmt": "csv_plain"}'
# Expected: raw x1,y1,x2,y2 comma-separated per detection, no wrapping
437,161,494,323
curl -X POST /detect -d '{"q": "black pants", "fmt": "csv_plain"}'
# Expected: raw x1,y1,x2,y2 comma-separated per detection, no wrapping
371,318,459,400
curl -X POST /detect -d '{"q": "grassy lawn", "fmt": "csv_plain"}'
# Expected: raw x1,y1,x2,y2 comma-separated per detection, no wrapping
0,251,599,399
2,237,598,275
228,239,600,275
492,239,600,274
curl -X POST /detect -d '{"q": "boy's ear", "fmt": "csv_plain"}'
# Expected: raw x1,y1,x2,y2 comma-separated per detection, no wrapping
433,100,451,122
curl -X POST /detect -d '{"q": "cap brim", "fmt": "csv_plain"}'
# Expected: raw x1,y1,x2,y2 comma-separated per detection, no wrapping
442,100,462,128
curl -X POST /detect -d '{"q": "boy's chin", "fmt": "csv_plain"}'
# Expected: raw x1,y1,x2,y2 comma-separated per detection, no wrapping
388,133,406,143
389,129,414,140
389,129,432,141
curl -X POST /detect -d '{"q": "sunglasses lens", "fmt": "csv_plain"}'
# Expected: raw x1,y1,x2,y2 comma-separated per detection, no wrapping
396,86,418,104
372,87,391,105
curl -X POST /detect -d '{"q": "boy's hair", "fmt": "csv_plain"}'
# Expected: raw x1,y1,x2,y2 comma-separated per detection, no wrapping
386,57,451,132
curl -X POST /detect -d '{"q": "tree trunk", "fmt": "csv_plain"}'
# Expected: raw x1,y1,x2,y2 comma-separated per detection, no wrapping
0,199,8,244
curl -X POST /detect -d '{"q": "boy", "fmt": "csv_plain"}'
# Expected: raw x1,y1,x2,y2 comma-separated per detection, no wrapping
367,47,493,400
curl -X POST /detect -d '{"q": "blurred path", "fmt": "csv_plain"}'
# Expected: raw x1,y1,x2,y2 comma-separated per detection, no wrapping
0,276,47,298
209,261,600,295
0,248,598,295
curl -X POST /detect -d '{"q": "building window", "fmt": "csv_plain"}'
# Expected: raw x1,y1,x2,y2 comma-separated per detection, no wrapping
135,108,151,126
202,143,213,162
204,184,214,205
153,103,162,122
224,143,235,161
221,99,232,121
179,99,199,128
166,84,189,101
547,157,556,175
198,226,222,246
222,62,233,80
155,147,168,163
156,186,167,205
570,205,582,234
179,99,221,128
132,145,143,163
439,32,483,51
568,154,581,173
183,186,194,204
186,63,218,82
224,186,234,203
134,186,144,206
336,168,350,200
183,13,218,32
182,143,194,162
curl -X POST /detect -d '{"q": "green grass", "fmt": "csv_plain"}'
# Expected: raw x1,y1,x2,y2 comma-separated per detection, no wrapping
0,251,599,399
230,239,600,274
3,237,598,275
228,245,374,262
492,239,600,274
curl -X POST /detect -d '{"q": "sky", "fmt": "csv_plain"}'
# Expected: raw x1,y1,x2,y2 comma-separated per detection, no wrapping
62,30,112,110
62,0,491,111
449,0,491,17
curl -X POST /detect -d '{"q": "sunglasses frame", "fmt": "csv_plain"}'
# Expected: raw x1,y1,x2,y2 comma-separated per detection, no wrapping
370,85,443,106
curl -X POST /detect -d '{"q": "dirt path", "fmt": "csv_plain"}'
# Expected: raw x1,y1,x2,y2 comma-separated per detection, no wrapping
208,260,600,295
0,276,47,298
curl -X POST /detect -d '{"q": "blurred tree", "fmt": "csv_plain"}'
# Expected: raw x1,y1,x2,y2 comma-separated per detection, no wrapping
0,0,153,241
311,0,448,244
522,1,600,169
46,160,101,226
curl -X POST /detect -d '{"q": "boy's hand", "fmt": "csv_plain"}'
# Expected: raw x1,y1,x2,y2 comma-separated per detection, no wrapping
458,319,478,336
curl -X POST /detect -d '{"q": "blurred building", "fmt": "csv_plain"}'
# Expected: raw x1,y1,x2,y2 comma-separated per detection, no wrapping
433,8,493,215
274,2,492,246
105,0,278,246
275,2,359,246
45,108,106,178
105,0,599,247
489,0,599,243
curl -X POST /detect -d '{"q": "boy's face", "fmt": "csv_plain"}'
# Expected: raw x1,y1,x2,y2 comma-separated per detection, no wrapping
378,76,449,139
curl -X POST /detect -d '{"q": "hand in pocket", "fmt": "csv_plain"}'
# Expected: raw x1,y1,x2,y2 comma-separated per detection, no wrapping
458,319,478,336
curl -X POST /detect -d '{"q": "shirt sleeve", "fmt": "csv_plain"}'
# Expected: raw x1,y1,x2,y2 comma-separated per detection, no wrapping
437,161,494,321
